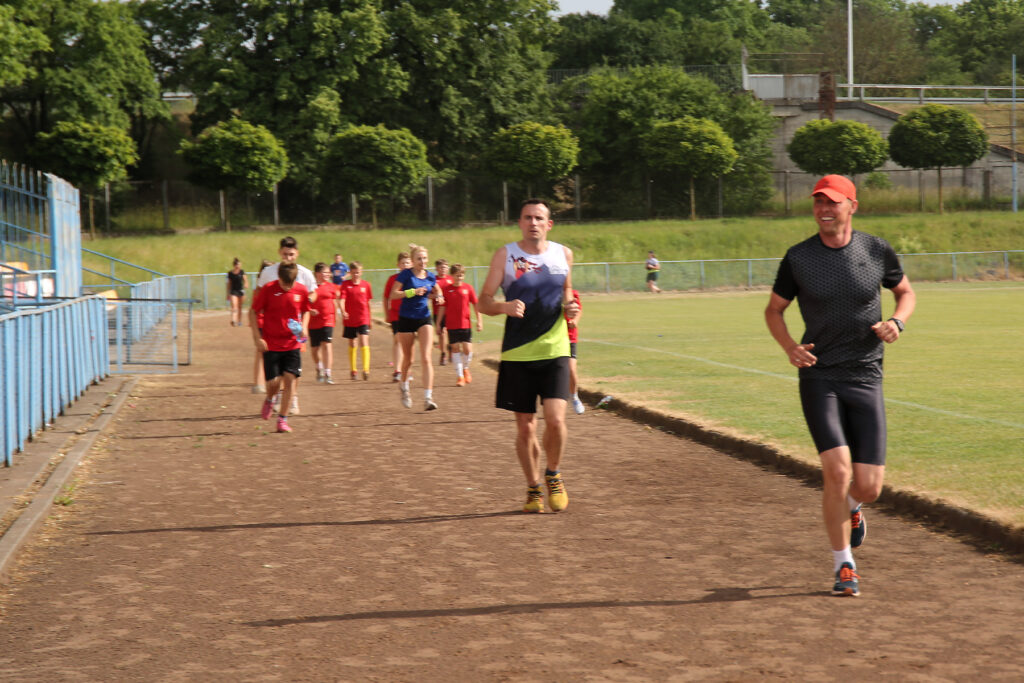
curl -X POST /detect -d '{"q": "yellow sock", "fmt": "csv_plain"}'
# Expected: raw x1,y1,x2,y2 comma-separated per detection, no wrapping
362,346,371,372
349,346,357,372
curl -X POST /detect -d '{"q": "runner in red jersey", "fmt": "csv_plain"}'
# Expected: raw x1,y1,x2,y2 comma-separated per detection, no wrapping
566,289,584,414
438,264,482,386
310,263,341,384
433,259,454,366
340,262,373,380
249,263,311,433
383,252,411,382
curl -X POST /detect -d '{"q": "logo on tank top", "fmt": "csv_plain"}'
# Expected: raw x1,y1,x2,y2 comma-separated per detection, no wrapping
512,255,541,279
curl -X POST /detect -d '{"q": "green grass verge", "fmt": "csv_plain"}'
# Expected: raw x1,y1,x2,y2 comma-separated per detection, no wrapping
86,212,1024,277
570,282,1024,528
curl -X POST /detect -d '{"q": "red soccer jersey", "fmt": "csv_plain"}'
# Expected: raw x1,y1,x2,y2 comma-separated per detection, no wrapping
565,289,581,344
384,272,403,322
433,275,453,316
340,279,373,327
251,281,311,352
310,281,340,329
441,281,478,329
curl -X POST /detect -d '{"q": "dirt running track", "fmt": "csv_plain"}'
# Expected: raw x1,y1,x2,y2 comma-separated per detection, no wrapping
0,312,1022,682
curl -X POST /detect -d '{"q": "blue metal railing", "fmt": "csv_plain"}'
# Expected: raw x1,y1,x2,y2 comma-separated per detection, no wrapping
1,296,109,466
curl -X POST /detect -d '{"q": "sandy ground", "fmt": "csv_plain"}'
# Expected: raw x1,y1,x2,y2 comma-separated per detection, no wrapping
0,312,1022,682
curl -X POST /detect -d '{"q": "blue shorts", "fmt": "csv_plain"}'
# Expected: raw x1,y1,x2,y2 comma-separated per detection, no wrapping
799,378,886,466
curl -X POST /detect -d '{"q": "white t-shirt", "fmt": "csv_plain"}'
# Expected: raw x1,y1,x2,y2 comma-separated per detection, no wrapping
256,262,317,292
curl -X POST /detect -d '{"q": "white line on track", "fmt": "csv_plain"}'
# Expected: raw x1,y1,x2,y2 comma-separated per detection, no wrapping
583,338,1024,431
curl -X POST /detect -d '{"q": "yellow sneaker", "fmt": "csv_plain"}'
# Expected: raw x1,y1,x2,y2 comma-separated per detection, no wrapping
522,486,544,513
545,473,569,512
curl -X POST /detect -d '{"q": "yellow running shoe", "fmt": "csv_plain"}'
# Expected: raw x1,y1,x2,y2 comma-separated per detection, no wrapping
523,486,544,513
545,473,569,512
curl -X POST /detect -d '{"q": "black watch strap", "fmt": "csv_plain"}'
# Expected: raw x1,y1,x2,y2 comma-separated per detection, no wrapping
888,317,905,332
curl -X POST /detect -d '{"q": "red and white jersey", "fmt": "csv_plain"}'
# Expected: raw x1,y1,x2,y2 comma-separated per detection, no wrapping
433,274,453,315
441,281,478,329
340,279,373,327
565,289,581,344
251,281,311,352
310,281,340,329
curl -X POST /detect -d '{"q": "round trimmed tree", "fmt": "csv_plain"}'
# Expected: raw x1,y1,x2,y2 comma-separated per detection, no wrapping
180,118,289,230
641,117,738,220
787,119,888,177
321,124,433,228
485,122,580,197
888,104,989,213
34,120,139,237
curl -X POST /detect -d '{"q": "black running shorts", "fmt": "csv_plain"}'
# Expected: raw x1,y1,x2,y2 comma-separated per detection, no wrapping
343,324,370,339
263,349,302,381
799,378,887,465
309,327,333,347
394,316,431,334
495,357,571,414
447,328,472,344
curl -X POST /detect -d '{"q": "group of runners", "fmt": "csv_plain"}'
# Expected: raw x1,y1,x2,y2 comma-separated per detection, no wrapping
229,180,916,599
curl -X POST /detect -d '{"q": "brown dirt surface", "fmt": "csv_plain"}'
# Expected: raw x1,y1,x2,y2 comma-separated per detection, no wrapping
1,312,1022,682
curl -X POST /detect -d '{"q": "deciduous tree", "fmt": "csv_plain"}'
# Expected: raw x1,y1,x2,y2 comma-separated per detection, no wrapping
484,122,580,196
787,119,888,177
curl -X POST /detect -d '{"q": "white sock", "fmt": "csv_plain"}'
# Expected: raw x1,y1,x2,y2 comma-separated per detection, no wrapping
573,392,580,401
832,547,855,573
317,362,324,371
401,380,409,391
466,351,473,365
424,389,433,399
848,495,861,512
454,353,464,376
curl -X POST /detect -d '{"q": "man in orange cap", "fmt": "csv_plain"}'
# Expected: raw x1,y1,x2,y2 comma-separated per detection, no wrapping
764,174,917,597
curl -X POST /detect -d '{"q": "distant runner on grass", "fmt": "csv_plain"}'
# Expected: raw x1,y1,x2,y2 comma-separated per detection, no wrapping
478,199,580,514
765,174,916,598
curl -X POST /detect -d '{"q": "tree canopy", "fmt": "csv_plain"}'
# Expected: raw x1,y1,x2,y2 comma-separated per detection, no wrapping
179,119,289,193
787,119,888,177
484,122,580,186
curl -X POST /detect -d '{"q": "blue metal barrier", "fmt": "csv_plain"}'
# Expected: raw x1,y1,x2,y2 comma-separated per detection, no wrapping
1,296,108,466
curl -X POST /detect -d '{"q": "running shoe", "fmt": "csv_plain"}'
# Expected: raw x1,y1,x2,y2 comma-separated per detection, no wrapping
523,486,544,513
440,353,446,366
850,506,867,548
290,396,300,415
400,385,412,409
351,371,358,380
456,376,466,387
276,416,292,433
392,372,401,383
832,562,860,597
545,473,569,512
316,370,325,383
325,376,336,385
424,398,438,411
260,399,274,420
363,371,370,381
572,396,585,415
463,368,472,384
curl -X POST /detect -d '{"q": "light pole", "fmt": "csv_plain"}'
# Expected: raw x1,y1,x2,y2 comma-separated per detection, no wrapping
847,0,854,98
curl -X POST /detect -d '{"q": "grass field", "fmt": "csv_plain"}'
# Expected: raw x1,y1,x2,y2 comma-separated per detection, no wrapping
521,282,1024,528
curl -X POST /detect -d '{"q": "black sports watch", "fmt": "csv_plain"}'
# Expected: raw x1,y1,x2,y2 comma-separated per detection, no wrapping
888,317,905,333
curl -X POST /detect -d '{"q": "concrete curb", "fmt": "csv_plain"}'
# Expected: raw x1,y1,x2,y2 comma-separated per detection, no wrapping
0,377,138,582
482,358,1024,558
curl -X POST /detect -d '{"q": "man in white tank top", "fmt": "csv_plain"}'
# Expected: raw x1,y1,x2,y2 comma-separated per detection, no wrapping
479,199,581,514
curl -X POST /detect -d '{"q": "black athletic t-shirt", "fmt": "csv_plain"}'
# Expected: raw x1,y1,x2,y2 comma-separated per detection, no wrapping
772,230,904,382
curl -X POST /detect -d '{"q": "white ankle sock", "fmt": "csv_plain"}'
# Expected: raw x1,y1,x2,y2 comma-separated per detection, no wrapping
832,547,855,573
848,495,861,512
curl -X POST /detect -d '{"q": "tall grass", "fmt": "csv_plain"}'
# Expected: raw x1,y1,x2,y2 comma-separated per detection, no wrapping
86,212,1024,277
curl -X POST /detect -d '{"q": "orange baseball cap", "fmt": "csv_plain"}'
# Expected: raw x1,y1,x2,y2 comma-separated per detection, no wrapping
811,174,857,202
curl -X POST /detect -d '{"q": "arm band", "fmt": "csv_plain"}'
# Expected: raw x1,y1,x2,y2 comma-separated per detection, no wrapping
404,288,416,298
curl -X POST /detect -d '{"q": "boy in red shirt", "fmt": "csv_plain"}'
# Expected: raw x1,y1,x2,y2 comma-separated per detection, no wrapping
433,259,453,366
383,251,411,382
310,262,341,384
249,263,311,433
340,261,373,380
437,263,482,386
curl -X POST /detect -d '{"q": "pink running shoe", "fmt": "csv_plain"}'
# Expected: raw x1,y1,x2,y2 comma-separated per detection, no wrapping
276,416,292,433
261,399,274,420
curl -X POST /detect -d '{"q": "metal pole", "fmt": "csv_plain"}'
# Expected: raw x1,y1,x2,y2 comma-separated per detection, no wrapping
502,181,509,226
575,174,582,223
427,176,434,224
847,0,854,98
273,183,280,226
1013,54,1018,213
351,194,357,227
162,180,170,231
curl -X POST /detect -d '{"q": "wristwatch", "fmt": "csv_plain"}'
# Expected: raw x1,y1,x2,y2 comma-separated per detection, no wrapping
888,317,905,332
